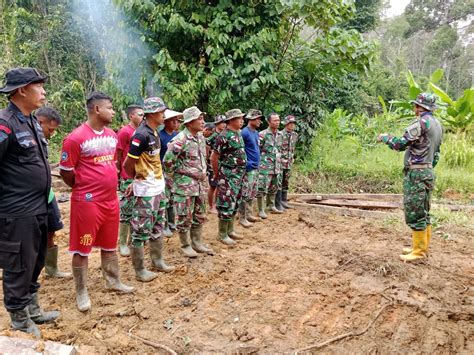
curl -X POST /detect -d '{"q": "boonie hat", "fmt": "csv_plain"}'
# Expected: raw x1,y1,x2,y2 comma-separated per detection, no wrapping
283,115,296,125
246,109,263,120
214,114,226,124
143,97,167,114
182,106,203,124
225,108,245,122
0,67,47,94
164,109,183,121
410,93,437,111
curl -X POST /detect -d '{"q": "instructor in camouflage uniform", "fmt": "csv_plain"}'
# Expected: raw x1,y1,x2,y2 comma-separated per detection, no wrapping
206,114,226,213
163,106,213,258
257,113,283,218
378,93,442,262
278,115,298,209
211,109,247,245
123,97,175,282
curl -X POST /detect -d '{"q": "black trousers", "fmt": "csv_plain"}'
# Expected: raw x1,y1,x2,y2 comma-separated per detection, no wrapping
0,214,48,312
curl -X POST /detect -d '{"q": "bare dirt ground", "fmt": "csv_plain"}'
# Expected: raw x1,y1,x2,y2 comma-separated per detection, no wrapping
1,199,473,354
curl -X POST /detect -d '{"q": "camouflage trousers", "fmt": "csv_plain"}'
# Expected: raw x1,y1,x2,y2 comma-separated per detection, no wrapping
164,176,174,209
119,179,133,224
256,172,281,197
241,169,259,202
173,194,207,232
217,167,245,221
280,169,292,192
403,168,435,231
130,192,166,247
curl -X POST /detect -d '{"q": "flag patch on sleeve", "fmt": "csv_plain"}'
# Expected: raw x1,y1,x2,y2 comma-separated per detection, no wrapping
131,139,141,147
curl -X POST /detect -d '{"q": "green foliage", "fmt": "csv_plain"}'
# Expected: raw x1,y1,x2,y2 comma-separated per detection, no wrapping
442,133,474,168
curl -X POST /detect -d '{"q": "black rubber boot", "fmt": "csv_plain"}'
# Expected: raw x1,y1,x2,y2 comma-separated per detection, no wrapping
9,308,41,338
275,190,285,212
27,292,60,324
281,190,292,209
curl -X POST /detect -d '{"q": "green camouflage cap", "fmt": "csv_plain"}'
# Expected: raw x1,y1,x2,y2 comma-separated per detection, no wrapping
143,97,167,114
225,108,245,121
410,93,437,111
246,109,263,120
214,114,226,124
182,106,203,124
283,115,296,125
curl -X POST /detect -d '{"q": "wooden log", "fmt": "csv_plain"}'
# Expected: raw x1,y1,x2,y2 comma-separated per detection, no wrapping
304,198,400,210
290,201,400,219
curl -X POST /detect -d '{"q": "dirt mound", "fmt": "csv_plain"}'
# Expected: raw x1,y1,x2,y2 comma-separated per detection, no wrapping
1,203,473,353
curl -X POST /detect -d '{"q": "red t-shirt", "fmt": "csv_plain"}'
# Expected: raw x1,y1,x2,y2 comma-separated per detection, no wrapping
59,123,118,202
116,124,135,179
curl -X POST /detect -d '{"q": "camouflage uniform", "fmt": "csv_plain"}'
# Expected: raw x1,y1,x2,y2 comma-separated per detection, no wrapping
163,127,208,232
130,194,167,246
119,179,133,224
257,128,283,196
279,125,298,192
214,128,247,220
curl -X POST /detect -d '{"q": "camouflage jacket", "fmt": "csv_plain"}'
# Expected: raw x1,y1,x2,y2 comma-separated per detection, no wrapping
163,127,208,196
259,128,282,174
382,112,443,168
214,128,247,173
280,128,298,170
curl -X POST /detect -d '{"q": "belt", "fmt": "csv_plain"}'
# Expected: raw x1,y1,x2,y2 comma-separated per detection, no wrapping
408,163,432,169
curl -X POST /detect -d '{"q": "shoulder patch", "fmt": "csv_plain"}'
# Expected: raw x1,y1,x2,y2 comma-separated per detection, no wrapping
0,124,11,135
406,121,422,140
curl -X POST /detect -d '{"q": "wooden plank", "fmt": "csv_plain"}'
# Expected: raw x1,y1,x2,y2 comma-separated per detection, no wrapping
288,193,402,202
304,198,400,210
0,336,76,354
290,201,400,219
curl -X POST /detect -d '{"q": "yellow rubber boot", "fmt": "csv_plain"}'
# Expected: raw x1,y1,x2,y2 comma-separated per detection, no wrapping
400,230,427,262
402,224,432,255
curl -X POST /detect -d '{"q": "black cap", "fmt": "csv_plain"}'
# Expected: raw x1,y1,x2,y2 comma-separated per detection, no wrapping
0,67,47,94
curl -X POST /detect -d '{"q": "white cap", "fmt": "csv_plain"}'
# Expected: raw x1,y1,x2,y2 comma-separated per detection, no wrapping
164,109,183,121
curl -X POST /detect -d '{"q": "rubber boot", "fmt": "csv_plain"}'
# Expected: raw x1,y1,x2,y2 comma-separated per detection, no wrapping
402,224,432,255
101,255,135,293
246,200,259,222
257,196,267,219
228,216,243,240
239,202,253,228
281,190,292,209
179,231,198,258
72,266,91,312
162,223,173,238
218,219,236,245
118,223,131,256
191,224,214,255
45,246,72,278
27,292,60,324
274,190,285,212
130,245,158,282
149,237,175,272
269,193,283,214
9,308,41,338
167,207,177,231
400,230,427,262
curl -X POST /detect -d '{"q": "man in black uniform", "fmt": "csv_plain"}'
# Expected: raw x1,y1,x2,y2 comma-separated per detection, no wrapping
0,68,60,337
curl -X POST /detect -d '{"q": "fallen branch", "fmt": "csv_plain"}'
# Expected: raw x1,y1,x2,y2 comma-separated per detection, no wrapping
128,321,177,355
295,302,393,353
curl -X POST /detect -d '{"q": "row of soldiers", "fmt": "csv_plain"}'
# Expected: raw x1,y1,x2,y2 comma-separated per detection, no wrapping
114,99,298,283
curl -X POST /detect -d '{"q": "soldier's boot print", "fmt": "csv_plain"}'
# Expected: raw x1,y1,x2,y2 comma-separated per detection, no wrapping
257,197,268,219
72,266,91,312
218,219,236,245
400,230,427,262
9,308,41,338
239,202,253,228
118,223,131,256
274,190,285,212
150,237,175,272
402,224,432,255
191,224,214,255
130,245,158,282
45,245,72,278
27,292,60,324
246,200,259,222
281,190,292,209
179,231,198,258
268,193,283,214
228,216,243,240
101,255,135,293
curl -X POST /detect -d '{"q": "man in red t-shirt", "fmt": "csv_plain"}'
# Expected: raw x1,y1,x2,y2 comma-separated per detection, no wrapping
116,105,144,257
59,92,134,312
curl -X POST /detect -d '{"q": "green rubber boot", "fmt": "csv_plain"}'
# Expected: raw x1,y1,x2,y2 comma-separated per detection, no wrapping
228,216,243,240
268,193,283,214
118,223,130,256
149,237,175,272
191,224,214,255
218,219,236,245
257,196,267,219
